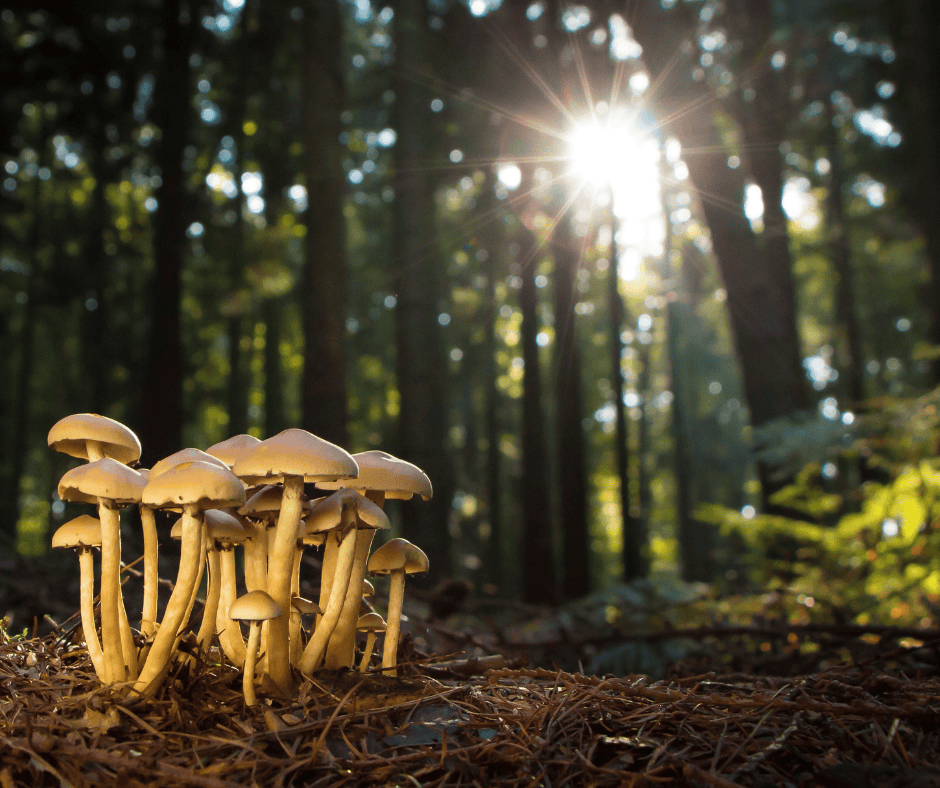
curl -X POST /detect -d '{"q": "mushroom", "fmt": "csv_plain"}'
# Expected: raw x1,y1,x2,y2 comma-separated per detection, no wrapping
315,451,431,668
51,515,107,679
296,490,388,674
133,460,245,697
195,509,249,656
57,458,146,683
367,538,429,677
289,596,320,665
231,429,357,693
229,590,281,707
356,612,386,673
48,413,141,466
205,433,262,468
135,468,160,641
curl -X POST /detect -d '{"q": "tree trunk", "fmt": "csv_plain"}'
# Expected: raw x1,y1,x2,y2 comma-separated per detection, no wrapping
824,100,866,406
391,0,453,582
551,213,590,599
518,189,556,604
140,0,191,466
628,4,811,498
608,217,644,581
300,0,348,446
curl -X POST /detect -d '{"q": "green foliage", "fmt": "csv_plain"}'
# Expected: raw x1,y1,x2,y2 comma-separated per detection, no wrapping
702,390,940,630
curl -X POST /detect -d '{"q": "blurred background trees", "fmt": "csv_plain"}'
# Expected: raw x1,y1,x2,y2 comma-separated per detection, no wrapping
2,0,938,628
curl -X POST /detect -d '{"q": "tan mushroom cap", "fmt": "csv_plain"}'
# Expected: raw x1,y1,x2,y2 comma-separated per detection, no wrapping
239,484,310,519
205,509,250,545
361,579,375,597
368,538,429,575
52,514,102,549
229,590,282,622
291,596,321,616
304,489,390,534
47,413,142,466
142,460,246,511
205,434,263,468
231,428,359,485
356,612,386,632
58,458,147,506
317,450,432,500
150,448,230,478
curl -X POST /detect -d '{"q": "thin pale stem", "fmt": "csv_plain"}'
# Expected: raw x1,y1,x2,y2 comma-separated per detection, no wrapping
243,622,261,707
382,571,406,677
217,548,246,666
139,505,159,638
78,548,107,679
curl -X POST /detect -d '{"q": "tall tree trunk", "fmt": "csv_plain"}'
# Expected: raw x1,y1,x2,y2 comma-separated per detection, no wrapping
391,0,453,582
608,216,644,581
300,0,348,446
518,189,556,604
478,171,505,592
263,296,287,437
551,213,591,599
3,132,47,545
629,4,811,503
140,0,191,466
824,100,866,406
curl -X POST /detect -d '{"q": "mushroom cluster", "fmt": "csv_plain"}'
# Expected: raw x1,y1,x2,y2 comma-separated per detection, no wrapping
48,414,432,705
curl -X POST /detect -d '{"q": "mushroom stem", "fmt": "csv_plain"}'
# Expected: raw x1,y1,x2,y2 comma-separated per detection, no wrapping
133,507,205,696
78,547,107,679
180,531,208,637
297,516,357,674
244,522,267,592
265,475,305,693
96,502,126,683
382,569,406,676
195,547,222,654
139,504,159,638
118,581,139,680
217,548,246,666
358,631,377,673
323,527,375,669
243,621,262,707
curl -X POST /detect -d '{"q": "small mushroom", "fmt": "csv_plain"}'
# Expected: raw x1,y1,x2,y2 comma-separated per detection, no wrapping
57,458,146,683
289,596,320,665
195,510,249,656
52,515,106,679
356,612,386,673
367,538,429,677
296,490,388,674
315,451,431,668
229,590,281,707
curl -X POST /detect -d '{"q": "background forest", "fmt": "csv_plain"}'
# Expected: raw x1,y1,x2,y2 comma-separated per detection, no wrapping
3,0,939,669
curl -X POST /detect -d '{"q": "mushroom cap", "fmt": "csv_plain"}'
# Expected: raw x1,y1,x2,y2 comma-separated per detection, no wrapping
291,596,321,616
304,489,390,534
205,433,262,468
238,484,309,520
47,413,142,466
205,508,250,545
52,514,102,549
150,448,230,478
58,458,147,506
356,612,386,632
229,590,282,622
316,450,432,500
231,428,358,485
367,537,429,575
361,578,375,597
142,460,246,511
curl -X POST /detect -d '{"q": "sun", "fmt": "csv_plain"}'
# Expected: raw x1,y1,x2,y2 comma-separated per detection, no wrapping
566,114,667,265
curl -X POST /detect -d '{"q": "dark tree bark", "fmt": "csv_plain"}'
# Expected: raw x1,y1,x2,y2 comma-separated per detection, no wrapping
390,0,454,582
551,212,591,599
824,100,866,406
517,182,556,604
628,3,811,499
300,0,348,446
139,0,192,466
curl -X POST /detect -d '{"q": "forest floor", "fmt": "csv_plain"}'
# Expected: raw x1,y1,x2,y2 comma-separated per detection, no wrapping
1,558,938,787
